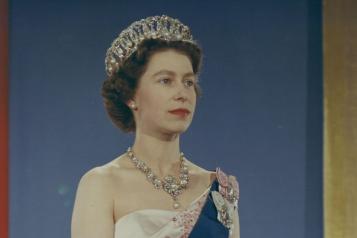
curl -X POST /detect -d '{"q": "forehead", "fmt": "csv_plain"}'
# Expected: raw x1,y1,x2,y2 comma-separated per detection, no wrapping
144,50,193,76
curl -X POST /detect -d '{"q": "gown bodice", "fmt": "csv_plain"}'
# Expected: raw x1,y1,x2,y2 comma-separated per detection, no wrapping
114,167,239,238
114,186,211,238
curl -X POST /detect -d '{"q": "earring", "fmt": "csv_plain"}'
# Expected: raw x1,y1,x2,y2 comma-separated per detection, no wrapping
130,103,137,110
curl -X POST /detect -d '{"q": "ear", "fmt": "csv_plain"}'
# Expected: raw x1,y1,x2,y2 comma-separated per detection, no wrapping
127,99,138,110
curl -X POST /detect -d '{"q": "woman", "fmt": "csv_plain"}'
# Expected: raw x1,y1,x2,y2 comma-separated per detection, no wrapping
71,15,240,238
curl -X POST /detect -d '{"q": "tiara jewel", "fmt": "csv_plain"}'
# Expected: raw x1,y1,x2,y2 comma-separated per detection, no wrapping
105,15,197,76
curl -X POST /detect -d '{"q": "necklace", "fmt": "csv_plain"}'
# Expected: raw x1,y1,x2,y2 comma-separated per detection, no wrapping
126,147,190,209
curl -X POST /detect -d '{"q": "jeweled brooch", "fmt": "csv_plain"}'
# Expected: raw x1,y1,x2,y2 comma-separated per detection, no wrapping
211,167,239,235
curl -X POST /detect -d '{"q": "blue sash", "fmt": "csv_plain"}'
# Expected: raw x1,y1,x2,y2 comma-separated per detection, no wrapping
189,179,230,238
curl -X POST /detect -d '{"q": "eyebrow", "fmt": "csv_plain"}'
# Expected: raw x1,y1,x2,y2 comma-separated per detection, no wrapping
151,70,196,78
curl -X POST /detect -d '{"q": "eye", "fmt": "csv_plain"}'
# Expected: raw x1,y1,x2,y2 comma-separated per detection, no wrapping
159,78,171,85
184,79,195,87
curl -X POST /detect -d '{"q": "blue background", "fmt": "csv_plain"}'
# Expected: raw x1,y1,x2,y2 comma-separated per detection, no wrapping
9,0,322,237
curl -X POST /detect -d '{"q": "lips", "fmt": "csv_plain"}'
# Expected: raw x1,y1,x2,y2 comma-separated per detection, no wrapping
168,108,191,114
169,108,191,117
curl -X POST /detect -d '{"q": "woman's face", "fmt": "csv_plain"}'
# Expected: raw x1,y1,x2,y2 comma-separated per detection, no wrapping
131,49,197,136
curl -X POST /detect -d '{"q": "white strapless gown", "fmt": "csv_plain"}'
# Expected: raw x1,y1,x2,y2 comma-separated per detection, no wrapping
114,186,211,238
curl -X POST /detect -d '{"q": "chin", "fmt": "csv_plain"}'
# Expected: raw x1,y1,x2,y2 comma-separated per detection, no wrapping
161,123,190,135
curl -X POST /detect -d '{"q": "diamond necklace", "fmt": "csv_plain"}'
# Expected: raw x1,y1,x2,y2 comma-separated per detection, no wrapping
126,147,190,209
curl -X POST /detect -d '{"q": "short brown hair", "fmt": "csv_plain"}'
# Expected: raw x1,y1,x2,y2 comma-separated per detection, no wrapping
101,39,203,133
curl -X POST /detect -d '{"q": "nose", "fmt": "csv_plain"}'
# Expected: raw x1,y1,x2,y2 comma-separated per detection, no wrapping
175,90,188,102
174,84,189,103
175,94,187,103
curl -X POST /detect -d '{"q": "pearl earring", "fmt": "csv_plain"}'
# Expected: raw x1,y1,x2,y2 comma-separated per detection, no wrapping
130,103,137,110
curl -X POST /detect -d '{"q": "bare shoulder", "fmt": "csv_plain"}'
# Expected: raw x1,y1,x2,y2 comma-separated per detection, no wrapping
71,155,129,238
78,166,113,191
76,153,129,195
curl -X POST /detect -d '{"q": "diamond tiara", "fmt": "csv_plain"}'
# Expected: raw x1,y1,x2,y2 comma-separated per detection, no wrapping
105,15,198,76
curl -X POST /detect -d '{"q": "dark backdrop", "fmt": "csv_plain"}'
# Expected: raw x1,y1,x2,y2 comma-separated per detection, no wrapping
9,0,322,237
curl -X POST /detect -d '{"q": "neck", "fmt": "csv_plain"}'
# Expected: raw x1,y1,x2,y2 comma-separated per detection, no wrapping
131,129,182,177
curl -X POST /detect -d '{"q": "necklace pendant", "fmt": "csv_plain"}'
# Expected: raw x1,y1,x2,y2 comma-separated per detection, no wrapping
173,201,181,209
126,147,189,210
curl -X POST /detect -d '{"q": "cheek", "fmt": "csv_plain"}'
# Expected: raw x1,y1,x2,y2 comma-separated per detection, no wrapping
190,91,197,104
140,90,167,113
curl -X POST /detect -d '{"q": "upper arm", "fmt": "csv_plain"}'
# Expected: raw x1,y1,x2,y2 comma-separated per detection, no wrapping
229,175,240,238
230,207,240,238
71,167,115,238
